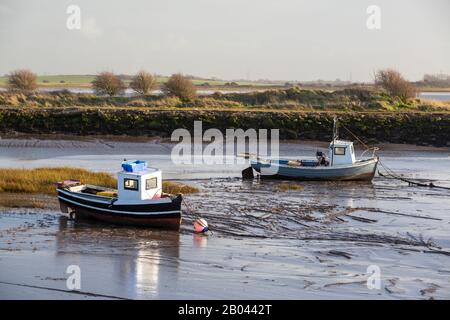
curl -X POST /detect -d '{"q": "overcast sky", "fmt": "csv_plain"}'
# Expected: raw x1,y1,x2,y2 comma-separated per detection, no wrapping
0,0,449,81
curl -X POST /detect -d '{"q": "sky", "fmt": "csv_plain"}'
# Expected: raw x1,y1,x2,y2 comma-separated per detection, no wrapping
0,0,449,82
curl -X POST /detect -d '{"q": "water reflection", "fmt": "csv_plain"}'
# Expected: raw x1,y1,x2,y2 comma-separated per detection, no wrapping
56,217,180,298
193,234,208,248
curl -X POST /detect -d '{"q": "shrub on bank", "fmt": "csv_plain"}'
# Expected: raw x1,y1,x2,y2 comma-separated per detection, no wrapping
7,69,37,92
374,69,416,102
129,70,157,95
92,72,125,96
162,73,197,101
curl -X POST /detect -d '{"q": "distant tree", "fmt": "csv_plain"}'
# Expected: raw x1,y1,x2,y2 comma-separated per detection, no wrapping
92,72,125,96
423,73,450,86
7,69,37,92
129,70,157,95
374,69,416,101
162,73,197,100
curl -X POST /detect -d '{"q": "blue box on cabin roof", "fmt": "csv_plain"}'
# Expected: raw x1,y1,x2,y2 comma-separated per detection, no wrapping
121,160,147,172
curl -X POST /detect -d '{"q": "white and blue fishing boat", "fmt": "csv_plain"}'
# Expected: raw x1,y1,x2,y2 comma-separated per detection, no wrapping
247,118,379,181
57,160,183,229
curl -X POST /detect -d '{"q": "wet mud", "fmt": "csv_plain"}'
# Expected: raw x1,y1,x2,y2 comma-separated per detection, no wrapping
0,138,449,299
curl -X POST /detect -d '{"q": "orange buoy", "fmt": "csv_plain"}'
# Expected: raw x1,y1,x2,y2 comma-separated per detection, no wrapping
193,218,208,233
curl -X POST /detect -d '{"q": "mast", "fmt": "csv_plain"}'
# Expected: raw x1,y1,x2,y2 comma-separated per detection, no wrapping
330,117,338,167
332,116,339,141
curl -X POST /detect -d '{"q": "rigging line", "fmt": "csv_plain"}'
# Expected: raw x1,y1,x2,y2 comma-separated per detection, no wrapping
340,123,372,151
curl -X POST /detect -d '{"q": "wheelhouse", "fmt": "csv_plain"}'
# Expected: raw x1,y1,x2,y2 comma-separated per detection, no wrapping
329,140,356,166
115,160,163,204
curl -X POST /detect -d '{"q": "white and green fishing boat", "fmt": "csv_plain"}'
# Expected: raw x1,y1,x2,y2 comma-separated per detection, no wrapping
247,118,379,181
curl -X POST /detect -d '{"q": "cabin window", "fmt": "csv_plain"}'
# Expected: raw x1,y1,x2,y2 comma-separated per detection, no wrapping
124,178,139,191
334,147,346,155
146,177,157,190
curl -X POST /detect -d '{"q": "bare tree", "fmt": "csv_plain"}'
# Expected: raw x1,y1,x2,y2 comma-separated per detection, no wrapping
129,70,157,95
92,72,125,96
7,69,37,92
374,69,416,101
162,73,197,100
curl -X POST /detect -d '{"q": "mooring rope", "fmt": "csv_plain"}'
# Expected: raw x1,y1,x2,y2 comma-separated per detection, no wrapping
339,122,450,191
378,160,450,191
182,198,199,219
182,197,212,235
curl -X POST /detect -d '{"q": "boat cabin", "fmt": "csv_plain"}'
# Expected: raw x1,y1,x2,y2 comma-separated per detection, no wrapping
115,160,163,204
329,140,356,166
56,160,183,228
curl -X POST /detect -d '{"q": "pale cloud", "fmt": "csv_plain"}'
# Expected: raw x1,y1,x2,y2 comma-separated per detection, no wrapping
162,33,188,52
0,0,449,80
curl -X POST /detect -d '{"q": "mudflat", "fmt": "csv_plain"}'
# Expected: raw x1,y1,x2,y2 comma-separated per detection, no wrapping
0,137,449,299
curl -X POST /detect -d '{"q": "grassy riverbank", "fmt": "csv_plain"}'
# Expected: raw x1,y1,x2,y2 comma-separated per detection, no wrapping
1,87,450,111
1,107,449,146
0,167,199,208
0,89,449,146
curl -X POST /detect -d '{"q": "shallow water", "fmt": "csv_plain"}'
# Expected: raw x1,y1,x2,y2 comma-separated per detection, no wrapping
2,87,449,101
0,87,265,96
0,138,449,299
417,92,450,101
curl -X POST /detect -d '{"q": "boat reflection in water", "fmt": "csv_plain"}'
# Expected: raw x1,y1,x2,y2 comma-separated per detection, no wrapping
56,217,180,299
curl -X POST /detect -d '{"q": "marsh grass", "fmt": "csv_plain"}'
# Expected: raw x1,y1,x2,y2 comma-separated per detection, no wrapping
162,181,199,194
1,89,449,112
277,182,304,192
0,167,199,196
0,167,116,195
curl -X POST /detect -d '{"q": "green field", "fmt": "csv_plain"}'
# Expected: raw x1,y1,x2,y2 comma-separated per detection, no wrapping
0,75,95,86
0,74,279,87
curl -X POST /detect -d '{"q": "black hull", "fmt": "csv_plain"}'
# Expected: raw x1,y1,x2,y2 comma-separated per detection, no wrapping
58,188,182,229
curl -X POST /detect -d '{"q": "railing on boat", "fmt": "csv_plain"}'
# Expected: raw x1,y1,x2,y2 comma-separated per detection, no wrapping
359,147,379,159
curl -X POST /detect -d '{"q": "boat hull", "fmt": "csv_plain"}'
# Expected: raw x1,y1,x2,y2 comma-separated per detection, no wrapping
251,158,378,181
57,188,182,229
